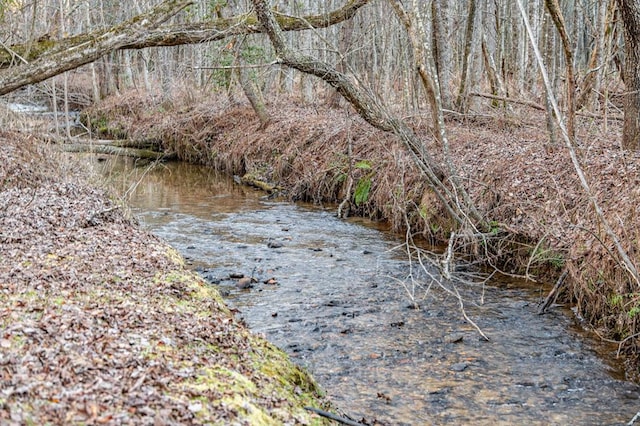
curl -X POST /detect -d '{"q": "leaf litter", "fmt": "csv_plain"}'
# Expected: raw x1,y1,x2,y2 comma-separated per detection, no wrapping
0,131,330,425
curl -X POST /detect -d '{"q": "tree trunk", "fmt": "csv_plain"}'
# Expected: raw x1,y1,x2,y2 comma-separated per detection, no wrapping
0,0,192,97
616,0,640,149
327,16,355,108
455,0,478,112
431,0,453,109
544,0,576,144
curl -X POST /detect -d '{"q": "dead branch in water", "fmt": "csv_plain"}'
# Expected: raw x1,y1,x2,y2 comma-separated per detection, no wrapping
538,269,568,314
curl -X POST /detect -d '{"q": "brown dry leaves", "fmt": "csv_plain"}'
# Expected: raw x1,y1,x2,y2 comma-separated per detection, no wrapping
84,90,640,352
0,131,327,425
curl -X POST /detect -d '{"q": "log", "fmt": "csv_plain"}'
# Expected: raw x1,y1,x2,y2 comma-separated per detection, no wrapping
470,92,623,121
0,0,192,96
60,143,173,160
240,173,281,193
42,133,160,150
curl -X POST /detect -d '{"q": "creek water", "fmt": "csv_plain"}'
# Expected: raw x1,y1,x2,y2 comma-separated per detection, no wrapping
93,156,639,425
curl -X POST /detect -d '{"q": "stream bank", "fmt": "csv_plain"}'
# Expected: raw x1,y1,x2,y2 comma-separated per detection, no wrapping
0,132,331,425
96,156,640,425
82,90,640,373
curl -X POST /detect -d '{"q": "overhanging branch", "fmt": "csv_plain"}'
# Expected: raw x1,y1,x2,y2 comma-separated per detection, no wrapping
0,0,193,96
0,0,370,68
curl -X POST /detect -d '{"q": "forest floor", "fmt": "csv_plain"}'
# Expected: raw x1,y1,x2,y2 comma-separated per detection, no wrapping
82,89,640,378
0,131,332,425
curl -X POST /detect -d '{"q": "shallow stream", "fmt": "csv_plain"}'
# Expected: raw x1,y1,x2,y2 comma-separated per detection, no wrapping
94,157,639,425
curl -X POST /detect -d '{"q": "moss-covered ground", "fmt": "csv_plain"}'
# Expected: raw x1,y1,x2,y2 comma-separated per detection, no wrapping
0,131,331,424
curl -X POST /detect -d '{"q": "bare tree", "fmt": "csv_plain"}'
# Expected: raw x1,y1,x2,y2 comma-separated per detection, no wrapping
544,0,576,143
616,0,640,149
455,0,478,112
431,0,452,109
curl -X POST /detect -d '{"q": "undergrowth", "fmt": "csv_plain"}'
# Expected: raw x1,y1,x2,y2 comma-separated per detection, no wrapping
82,88,640,378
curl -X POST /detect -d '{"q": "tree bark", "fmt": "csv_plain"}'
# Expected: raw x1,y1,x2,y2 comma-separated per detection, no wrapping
544,0,576,143
0,0,192,96
431,0,452,109
0,0,370,69
250,0,486,229
455,0,478,112
616,0,640,149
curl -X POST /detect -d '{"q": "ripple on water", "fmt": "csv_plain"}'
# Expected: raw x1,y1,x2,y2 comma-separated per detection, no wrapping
96,157,640,426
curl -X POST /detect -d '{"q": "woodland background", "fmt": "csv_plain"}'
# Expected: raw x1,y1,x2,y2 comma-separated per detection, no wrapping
3,0,640,373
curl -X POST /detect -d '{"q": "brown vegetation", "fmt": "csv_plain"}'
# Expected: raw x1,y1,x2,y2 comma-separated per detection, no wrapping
0,131,330,424
83,88,640,376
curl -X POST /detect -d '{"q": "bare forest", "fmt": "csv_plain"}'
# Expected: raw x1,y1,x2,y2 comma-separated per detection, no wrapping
4,0,640,404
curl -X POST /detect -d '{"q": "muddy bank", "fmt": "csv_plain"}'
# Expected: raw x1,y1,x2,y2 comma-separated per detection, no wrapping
82,90,640,369
0,132,331,424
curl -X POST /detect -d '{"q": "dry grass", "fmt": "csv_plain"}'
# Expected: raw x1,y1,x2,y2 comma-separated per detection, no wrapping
83,88,640,374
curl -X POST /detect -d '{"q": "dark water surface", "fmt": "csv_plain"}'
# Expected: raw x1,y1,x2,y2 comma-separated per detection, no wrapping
93,157,639,425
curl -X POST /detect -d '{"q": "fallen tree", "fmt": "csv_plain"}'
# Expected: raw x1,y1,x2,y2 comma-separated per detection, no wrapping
0,0,192,96
0,0,370,69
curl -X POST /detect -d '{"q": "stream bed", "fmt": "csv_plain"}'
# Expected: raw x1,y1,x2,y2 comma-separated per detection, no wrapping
94,157,639,425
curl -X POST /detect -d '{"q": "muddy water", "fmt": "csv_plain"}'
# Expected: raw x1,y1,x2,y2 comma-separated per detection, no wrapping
95,157,639,425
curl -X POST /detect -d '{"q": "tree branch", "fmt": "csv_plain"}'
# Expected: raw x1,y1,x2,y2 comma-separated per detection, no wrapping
0,0,193,96
0,0,370,68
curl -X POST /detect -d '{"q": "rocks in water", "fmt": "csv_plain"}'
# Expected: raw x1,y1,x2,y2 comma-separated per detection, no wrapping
450,363,468,372
237,277,253,289
444,333,464,344
267,240,283,249
204,275,221,285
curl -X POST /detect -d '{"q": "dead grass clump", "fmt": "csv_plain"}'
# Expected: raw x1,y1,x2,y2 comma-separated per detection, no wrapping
0,131,73,190
83,89,640,367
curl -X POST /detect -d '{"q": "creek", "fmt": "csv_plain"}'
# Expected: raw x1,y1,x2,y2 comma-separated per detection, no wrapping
93,156,639,425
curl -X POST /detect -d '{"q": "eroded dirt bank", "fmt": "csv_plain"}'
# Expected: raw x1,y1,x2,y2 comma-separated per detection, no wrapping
82,90,640,375
0,131,331,424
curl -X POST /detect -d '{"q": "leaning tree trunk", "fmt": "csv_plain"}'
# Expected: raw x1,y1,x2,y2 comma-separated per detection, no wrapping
0,0,192,96
0,0,371,69
616,0,640,149
250,0,485,230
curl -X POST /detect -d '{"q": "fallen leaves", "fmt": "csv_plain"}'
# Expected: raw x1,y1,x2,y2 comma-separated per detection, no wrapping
0,132,329,424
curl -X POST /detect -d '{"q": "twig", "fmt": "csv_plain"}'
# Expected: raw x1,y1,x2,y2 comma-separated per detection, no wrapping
304,407,366,426
441,231,455,280
525,232,551,281
627,410,640,426
538,269,568,314
451,281,490,341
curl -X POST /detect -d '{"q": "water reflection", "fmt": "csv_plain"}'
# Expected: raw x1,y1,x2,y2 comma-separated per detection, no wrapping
92,156,639,425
